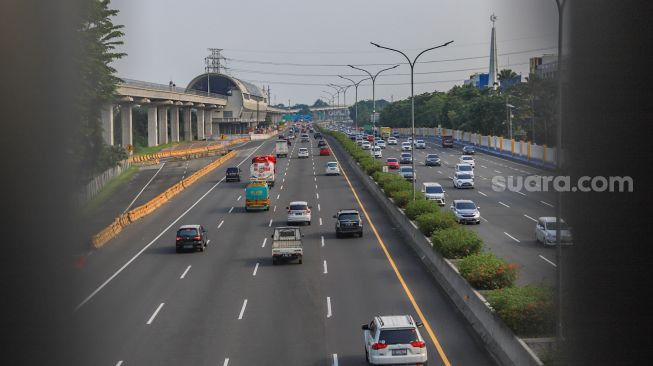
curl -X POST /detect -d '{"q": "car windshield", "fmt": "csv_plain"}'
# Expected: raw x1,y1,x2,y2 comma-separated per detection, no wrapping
457,174,472,179
289,204,308,211
387,159,397,163
426,154,439,159
401,153,411,158
462,157,473,161
546,221,569,230
227,168,238,173
425,186,443,193
177,228,198,236
379,329,419,345
327,163,337,168
338,213,359,221
417,140,424,143
459,165,472,171
456,202,476,210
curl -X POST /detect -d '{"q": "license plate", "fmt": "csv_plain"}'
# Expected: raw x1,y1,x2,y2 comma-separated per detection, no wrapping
392,349,407,356
184,245,193,248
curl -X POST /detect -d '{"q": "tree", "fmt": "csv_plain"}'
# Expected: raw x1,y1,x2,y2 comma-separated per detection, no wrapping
312,99,329,108
498,69,518,83
74,0,126,182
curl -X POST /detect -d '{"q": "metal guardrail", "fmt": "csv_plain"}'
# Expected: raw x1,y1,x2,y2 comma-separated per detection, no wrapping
119,78,228,101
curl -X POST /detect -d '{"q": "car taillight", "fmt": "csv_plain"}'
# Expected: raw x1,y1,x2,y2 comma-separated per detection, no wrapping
371,343,387,350
307,209,311,213
176,236,182,241
192,236,201,241
410,341,426,348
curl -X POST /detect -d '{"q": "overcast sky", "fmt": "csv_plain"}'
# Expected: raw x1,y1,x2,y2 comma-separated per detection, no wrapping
111,0,557,106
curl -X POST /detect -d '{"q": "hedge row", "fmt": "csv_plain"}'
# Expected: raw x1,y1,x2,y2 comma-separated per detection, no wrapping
322,128,553,336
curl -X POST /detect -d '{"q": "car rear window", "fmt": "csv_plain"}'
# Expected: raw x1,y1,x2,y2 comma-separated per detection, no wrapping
387,159,397,162
227,168,238,173
425,186,443,193
427,154,439,159
289,204,308,211
457,174,472,179
459,165,472,171
177,228,198,236
338,213,359,221
379,329,419,345
456,202,476,210
327,162,338,167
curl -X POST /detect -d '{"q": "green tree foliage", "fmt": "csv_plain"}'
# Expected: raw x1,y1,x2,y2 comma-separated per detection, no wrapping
313,99,329,108
349,99,389,126
498,69,518,83
75,0,126,182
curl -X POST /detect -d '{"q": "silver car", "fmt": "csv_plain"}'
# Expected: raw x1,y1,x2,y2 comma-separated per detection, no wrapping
399,166,415,181
450,199,480,224
535,217,573,246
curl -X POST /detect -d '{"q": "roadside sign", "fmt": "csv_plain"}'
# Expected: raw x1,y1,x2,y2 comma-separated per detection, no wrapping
126,144,133,152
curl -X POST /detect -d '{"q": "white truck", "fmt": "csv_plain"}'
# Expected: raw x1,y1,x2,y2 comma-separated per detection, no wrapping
271,226,303,265
275,139,289,158
250,155,276,187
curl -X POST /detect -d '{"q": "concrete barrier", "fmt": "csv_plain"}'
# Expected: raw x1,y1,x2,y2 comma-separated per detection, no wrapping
92,150,237,249
326,134,544,366
128,137,248,164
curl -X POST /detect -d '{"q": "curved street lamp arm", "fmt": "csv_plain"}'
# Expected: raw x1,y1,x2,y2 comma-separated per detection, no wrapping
371,42,411,65
414,41,454,64
348,65,374,80
374,64,399,79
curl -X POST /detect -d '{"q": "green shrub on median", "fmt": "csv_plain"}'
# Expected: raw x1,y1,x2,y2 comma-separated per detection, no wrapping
431,226,483,258
391,190,412,208
415,211,457,236
405,199,438,220
485,285,555,337
458,252,518,290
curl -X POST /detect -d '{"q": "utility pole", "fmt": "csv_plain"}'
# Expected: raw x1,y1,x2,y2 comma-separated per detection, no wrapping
205,48,227,95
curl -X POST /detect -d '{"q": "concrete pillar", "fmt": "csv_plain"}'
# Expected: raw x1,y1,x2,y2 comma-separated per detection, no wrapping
170,106,180,142
157,106,168,144
205,109,213,137
121,103,133,150
147,106,158,147
184,108,192,141
101,104,114,145
197,109,205,140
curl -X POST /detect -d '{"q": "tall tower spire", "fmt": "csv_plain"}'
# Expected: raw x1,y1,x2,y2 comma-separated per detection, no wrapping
489,14,499,90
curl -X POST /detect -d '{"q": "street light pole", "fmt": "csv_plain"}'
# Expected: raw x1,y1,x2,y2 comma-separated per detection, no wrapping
329,83,352,124
348,64,399,135
339,76,371,129
371,40,454,200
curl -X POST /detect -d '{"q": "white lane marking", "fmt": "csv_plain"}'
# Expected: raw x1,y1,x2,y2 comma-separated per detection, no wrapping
539,255,557,267
499,201,510,208
319,217,323,226
480,165,488,169
410,221,418,229
318,203,321,211
478,191,487,197
206,239,211,245
481,216,489,223
283,178,285,183
280,185,284,190
237,195,242,201
504,232,521,243
316,193,320,199
276,193,281,200
229,206,234,213
480,175,488,180
315,184,318,189
261,238,267,248
332,354,338,366
223,358,230,366
238,299,248,320
217,220,224,229
284,172,287,176
515,190,527,196
540,200,554,207
253,262,259,276
268,218,273,227
116,361,123,366
494,170,502,174
123,162,166,213
326,297,332,318
314,177,317,182
180,265,191,279
146,302,165,325
321,235,325,247
273,205,277,212
437,170,443,174
524,214,538,222
323,260,328,274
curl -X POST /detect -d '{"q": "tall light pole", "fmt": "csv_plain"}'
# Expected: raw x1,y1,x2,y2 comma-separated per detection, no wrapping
371,40,453,200
328,84,352,123
506,103,515,139
322,91,337,122
348,64,399,135
339,75,371,129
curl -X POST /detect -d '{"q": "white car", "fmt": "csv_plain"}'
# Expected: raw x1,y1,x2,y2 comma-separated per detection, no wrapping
287,201,312,225
422,182,445,206
298,147,309,158
387,137,398,145
372,146,383,158
407,137,413,144
356,139,364,146
455,163,474,178
362,315,428,365
325,161,340,175
459,155,475,167
415,140,426,149
401,142,412,151
535,217,573,246
453,172,474,189
362,141,372,150
375,140,386,149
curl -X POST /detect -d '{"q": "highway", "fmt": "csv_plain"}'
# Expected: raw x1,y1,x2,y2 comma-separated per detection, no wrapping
381,135,558,286
71,132,495,365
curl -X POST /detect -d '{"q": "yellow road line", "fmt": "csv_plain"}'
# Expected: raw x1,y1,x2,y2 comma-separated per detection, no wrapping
327,138,452,366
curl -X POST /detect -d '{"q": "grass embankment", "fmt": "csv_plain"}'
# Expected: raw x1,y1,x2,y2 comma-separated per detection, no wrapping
82,166,139,214
133,141,190,156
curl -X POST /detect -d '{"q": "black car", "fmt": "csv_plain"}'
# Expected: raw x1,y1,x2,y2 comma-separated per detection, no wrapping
425,154,441,166
225,167,241,182
175,225,208,253
317,140,327,148
334,209,363,238
462,145,475,154
314,132,323,139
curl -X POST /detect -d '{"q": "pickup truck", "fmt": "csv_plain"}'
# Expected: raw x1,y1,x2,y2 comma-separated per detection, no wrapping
271,226,304,265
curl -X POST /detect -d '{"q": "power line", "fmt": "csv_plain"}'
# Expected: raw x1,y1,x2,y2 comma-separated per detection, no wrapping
237,77,480,87
225,46,555,67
